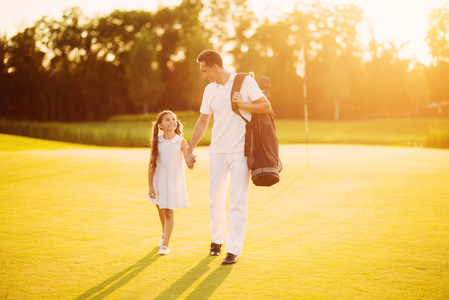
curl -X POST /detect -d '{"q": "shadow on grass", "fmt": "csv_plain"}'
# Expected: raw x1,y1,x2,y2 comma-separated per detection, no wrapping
75,247,160,300
154,255,233,299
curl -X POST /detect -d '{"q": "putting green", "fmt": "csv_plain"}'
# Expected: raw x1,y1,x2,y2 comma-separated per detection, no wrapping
1,134,448,299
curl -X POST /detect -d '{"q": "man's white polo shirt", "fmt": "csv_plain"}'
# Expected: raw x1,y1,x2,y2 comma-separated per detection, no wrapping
200,72,265,154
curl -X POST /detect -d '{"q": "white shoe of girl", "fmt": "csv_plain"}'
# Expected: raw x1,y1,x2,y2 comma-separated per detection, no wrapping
157,234,164,247
159,246,169,255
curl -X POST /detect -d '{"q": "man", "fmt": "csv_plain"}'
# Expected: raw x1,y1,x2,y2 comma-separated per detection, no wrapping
186,50,271,265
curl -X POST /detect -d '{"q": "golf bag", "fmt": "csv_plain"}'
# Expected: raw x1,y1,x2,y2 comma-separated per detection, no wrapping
231,73,283,186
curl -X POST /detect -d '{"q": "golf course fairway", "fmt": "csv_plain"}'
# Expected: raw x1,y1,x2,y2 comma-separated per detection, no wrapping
1,134,448,299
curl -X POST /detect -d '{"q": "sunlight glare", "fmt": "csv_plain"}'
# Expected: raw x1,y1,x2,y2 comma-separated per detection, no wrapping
249,0,448,65
1,0,448,65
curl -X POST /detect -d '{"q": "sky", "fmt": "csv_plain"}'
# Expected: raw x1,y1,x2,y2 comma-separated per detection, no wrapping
1,0,447,65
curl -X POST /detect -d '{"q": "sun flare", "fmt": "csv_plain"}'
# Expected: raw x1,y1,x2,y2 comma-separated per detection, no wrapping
0,0,447,65
247,0,448,65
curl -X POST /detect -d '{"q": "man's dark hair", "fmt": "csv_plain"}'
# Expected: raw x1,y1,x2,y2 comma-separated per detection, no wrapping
197,50,223,68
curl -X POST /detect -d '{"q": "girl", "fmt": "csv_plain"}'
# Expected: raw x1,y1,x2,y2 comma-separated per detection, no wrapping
148,110,194,255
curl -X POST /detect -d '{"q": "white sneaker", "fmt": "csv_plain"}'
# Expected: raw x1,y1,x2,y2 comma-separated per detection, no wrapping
159,246,169,255
157,234,164,247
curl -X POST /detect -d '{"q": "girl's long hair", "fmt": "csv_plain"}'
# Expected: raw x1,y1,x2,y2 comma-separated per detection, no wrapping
149,110,183,170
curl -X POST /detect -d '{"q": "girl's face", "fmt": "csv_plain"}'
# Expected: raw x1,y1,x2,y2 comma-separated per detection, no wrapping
159,113,177,132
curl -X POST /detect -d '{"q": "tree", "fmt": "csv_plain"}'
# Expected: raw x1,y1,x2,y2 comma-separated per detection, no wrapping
301,2,364,120
0,0,435,122
406,64,430,116
362,40,410,118
149,0,211,111
229,2,365,119
33,8,154,120
167,0,211,111
0,36,10,118
5,27,47,120
426,2,449,106
427,2,449,63
125,29,163,113
202,0,255,51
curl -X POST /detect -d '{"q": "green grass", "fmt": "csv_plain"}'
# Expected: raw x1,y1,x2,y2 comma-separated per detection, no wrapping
0,112,207,148
1,134,449,299
1,116,448,148
0,133,92,152
276,118,449,147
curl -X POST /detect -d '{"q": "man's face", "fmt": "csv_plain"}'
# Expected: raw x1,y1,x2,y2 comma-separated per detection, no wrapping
199,61,217,83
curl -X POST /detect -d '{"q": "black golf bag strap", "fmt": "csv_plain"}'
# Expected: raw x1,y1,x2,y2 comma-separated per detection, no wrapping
230,73,252,125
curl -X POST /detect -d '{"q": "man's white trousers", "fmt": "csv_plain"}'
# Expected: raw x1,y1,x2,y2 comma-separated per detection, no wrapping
209,152,249,256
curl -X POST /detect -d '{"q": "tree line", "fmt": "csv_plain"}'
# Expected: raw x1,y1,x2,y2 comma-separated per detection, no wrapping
1,0,448,121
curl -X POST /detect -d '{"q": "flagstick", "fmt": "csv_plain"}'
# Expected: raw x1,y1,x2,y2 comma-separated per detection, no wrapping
303,80,309,168
296,45,309,168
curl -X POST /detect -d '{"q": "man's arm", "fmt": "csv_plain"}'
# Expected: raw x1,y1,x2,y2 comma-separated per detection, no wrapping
232,93,271,114
186,113,211,162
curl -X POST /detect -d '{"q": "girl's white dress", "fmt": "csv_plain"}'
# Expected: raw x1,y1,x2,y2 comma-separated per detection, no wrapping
149,134,188,209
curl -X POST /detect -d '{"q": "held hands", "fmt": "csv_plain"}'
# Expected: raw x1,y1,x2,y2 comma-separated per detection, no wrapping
186,152,196,170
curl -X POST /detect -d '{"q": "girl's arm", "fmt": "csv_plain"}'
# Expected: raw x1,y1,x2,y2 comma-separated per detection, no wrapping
148,159,156,198
181,139,194,170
